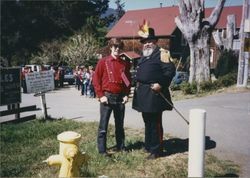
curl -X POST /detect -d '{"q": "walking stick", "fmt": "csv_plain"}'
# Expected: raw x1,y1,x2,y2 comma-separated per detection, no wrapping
159,92,189,125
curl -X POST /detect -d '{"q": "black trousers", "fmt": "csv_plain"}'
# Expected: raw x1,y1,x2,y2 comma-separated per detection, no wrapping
142,112,163,154
97,101,125,153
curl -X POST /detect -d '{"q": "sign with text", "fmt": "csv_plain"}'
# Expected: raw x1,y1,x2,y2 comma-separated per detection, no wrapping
26,70,54,93
0,67,21,106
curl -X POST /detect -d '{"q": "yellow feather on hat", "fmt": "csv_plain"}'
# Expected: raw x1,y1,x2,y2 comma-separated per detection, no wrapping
138,20,149,38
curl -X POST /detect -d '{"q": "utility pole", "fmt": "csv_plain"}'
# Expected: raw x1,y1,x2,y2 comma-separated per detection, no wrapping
237,0,250,87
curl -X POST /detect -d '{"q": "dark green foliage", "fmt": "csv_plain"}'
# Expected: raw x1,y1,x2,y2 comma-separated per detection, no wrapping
1,0,112,65
180,82,197,94
200,80,219,92
114,0,125,21
173,73,237,95
170,84,181,91
215,72,237,87
214,50,238,78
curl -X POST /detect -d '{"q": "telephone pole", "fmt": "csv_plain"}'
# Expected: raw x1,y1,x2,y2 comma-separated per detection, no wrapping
237,0,250,87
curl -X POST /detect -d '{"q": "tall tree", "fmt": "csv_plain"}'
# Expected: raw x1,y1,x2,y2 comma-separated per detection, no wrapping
175,0,225,86
212,14,237,50
61,32,99,66
1,0,110,65
114,0,125,22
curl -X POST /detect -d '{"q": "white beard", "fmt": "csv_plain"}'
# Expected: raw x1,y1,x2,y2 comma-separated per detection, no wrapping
142,44,156,57
143,48,154,57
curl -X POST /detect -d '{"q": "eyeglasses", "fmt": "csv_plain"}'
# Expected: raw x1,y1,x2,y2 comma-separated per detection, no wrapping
112,44,123,49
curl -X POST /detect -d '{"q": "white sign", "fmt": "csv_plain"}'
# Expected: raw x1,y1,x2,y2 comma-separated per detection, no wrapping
244,19,250,33
233,39,240,50
26,70,55,93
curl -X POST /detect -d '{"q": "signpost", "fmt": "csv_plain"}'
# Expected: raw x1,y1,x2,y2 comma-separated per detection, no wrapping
0,67,21,106
25,70,54,119
0,68,21,119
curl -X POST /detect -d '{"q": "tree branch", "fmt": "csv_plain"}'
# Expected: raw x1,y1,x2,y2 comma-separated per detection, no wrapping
205,0,226,26
175,16,184,33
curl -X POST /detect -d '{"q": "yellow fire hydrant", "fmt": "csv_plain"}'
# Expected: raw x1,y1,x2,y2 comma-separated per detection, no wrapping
43,131,89,177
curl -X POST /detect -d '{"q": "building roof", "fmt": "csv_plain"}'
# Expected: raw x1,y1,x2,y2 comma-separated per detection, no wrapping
106,6,242,38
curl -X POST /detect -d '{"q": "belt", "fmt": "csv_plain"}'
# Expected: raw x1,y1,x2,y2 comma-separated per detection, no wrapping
104,91,123,97
104,91,123,104
136,82,152,87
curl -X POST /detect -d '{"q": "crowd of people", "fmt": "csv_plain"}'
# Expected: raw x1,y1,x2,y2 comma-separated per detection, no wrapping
21,63,97,96
73,65,96,98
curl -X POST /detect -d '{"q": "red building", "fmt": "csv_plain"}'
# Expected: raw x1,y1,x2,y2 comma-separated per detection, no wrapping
106,6,242,69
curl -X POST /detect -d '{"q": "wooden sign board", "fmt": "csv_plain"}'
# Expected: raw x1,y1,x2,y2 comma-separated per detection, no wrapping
0,68,21,106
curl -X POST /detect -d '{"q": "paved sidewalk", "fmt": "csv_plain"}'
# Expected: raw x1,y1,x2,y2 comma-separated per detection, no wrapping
1,85,250,176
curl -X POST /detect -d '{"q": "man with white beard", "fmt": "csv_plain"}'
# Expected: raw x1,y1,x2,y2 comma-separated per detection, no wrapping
142,40,156,57
132,24,176,160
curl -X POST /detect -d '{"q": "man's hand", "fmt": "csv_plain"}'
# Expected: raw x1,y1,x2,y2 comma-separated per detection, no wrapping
99,96,108,104
151,83,162,93
122,95,128,104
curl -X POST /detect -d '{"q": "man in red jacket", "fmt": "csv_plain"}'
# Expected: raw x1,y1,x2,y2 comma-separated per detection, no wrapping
93,38,131,156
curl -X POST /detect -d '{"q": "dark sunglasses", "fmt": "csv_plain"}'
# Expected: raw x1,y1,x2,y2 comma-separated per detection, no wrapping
112,44,123,49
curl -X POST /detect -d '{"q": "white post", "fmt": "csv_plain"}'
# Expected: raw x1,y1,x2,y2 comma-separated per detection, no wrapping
188,109,206,177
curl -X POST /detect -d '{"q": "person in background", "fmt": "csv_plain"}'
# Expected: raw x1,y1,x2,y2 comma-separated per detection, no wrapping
88,65,96,98
33,65,37,72
53,66,60,88
93,38,131,156
59,67,64,88
81,67,90,96
132,22,176,159
74,66,81,91
21,66,29,93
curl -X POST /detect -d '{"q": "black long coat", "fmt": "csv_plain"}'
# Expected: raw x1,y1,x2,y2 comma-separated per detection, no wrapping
132,47,176,113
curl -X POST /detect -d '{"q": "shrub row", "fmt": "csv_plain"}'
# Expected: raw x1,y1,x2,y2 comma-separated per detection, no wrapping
171,72,237,94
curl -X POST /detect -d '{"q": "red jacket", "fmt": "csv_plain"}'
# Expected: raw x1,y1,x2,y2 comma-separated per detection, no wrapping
93,55,131,97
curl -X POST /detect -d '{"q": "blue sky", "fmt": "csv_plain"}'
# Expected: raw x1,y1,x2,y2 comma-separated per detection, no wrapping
109,0,243,11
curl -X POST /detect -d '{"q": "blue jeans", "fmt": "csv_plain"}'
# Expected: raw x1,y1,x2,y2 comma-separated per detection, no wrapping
97,94,125,153
81,81,89,96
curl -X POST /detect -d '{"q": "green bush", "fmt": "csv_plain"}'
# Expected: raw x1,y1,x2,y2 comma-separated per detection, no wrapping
170,84,181,91
214,50,238,78
178,72,237,94
200,80,218,92
180,82,197,94
216,72,237,87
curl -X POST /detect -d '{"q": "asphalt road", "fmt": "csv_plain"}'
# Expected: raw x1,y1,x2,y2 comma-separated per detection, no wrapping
1,85,250,177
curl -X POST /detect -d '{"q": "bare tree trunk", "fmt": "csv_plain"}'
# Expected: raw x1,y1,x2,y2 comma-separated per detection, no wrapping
213,14,236,50
189,44,195,82
189,33,210,84
175,0,225,84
